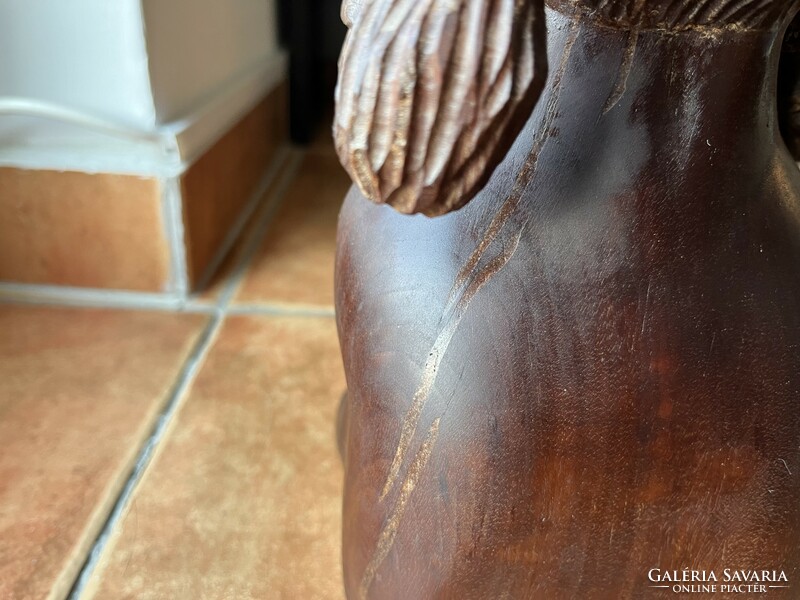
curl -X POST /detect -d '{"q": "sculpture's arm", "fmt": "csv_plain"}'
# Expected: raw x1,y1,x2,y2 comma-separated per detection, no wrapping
334,0,548,217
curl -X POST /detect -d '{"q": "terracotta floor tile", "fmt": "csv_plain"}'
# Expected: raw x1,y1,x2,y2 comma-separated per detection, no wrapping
191,148,306,305
0,169,170,292
191,166,286,303
84,316,347,600
0,306,207,600
181,84,288,286
234,152,352,309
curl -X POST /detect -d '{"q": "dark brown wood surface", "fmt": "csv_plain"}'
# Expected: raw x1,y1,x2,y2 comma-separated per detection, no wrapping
335,2,800,598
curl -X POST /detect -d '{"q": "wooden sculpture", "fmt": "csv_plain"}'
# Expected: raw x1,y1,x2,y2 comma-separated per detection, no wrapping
780,12,800,158
335,1,800,598
334,0,548,216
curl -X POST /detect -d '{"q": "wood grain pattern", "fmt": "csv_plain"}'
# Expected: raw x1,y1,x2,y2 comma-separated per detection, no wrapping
334,0,548,216
779,12,800,158
547,0,795,30
335,2,800,598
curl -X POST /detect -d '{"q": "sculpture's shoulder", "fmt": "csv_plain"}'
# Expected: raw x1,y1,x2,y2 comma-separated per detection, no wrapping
336,185,495,288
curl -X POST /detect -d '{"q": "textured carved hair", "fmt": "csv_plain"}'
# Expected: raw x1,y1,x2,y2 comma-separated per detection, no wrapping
334,0,548,217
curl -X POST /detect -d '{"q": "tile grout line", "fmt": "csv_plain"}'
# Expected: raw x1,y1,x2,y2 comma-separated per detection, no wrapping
193,145,292,293
65,312,224,600
0,148,326,322
215,149,306,310
65,146,307,600
0,285,198,313
0,144,296,315
161,175,191,296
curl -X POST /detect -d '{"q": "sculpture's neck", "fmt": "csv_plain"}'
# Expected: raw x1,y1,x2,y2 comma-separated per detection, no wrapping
537,9,787,163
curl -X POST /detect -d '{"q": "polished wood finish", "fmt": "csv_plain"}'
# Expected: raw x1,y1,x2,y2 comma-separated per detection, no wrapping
336,1,800,598
779,12,800,158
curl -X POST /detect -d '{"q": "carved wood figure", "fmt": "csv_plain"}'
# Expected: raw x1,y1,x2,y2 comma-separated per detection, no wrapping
779,12,800,158
334,1,800,598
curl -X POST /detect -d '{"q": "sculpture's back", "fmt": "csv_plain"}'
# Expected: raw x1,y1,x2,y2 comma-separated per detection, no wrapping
335,1,800,598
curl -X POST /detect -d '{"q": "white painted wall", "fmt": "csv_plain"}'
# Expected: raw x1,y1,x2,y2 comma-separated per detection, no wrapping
0,0,286,174
142,0,281,123
0,0,157,128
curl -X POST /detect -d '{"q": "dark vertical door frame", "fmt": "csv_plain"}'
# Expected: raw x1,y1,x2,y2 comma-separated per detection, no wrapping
286,0,324,144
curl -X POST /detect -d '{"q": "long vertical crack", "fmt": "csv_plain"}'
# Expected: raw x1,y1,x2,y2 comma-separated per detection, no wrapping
603,27,639,114
450,17,583,299
360,419,441,600
379,227,526,501
378,16,583,503
361,16,583,598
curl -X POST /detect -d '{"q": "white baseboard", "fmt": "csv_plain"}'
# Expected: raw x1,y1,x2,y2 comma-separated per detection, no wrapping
0,52,287,178
166,53,287,168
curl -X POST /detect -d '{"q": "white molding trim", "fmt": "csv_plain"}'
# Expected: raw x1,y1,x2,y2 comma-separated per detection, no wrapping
165,53,288,167
0,51,287,178
160,175,190,294
0,282,197,312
